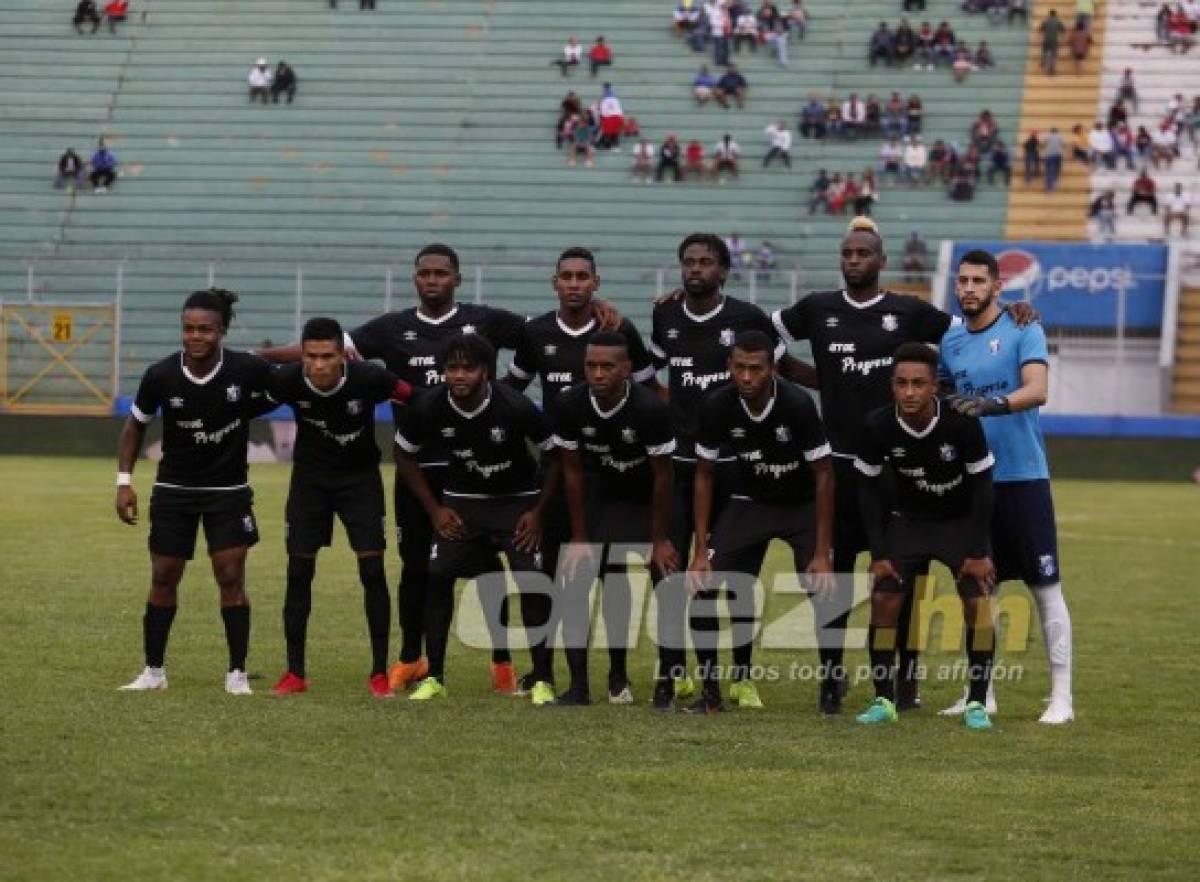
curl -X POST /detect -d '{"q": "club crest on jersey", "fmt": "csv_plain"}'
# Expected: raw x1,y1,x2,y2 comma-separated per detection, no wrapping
226,384,241,402
490,427,506,443
1039,554,1057,578
169,396,184,409
989,338,1002,355
667,328,680,340
441,427,456,438
462,324,476,335
621,428,637,444
939,443,956,461
242,514,255,533
719,328,734,346
346,399,362,415
544,344,557,356
882,314,898,332
775,425,791,443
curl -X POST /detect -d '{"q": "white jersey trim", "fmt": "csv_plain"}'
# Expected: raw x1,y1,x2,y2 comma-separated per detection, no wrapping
416,305,460,325
695,443,720,461
555,314,596,337
804,442,832,462
507,362,533,380
853,458,882,477
153,481,249,491
646,440,676,456
552,434,579,451
739,380,777,422
180,351,224,385
841,290,886,310
771,309,796,345
130,404,152,424
303,367,348,398
632,364,657,383
443,490,539,499
394,431,421,454
682,295,726,323
896,399,940,439
965,452,995,475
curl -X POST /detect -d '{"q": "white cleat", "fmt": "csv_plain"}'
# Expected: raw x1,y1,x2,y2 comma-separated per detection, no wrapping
939,686,997,716
1039,697,1074,725
225,669,253,696
119,666,167,691
608,686,635,705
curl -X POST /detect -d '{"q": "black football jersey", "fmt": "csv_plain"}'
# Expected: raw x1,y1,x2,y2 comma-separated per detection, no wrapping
267,361,400,473
650,294,784,459
551,381,676,503
395,382,550,498
854,402,993,521
130,349,274,490
510,312,656,416
695,378,830,505
771,290,952,457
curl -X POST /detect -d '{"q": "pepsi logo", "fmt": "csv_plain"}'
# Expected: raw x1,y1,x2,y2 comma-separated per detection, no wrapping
996,249,1040,294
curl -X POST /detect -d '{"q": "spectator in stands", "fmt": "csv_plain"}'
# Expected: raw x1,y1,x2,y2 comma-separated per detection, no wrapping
1187,96,1200,148
556,91,582,147
927,137,951,182
55,148,84,188
855,169,878,215
1039,10,1064,75
827,174,849,214
1008,0,1029,24
758,3,782,40
684,139,707,179
869,22,894,66
597,84,624,150
864,94,883,138
1128,169,1158,215
630,139,655,182
1132,124,1152,163
271,61,297,104
1107,100,1128,130
733,4,760,53
656,134,682,182
765,16,791,65
952,44,973,83
588,37,612,77
987,140,1012,185
825,97,845,139
359,0,376,10
808,168,831,213
713,133,740,180
1068,21,1092,73
707,0,732,66
692,66,717,105
1155,4,1172,42
1164,183,1191,236
1075,0,1094,29
930,22,957,67
879,138,904,182
763,120,792,168
248,58,271,104
1111,123,1136,170
882,92,906,140
1023,131,1041,183
903,0,926,11
1167,6,1194,54
894,19,917,66
799,94,826,138
787,0,807,38
104,0,128,33
566,115,595,167
553,37,582,76
1042,128,1065,191
906,94,924,135
974,41,994,70
948,160,975,201
726,233,748,277
902,231,929,282
842,93,867,140
674,1,702,36
1087,122,1115,168
971,111,999,153
1117,68,1138,111
1089,190,1116,240
1069,124,1089,163
904,135,927,183
88,139,117,192
714,64,748,108
1151,122,1178,169
73,0,101,33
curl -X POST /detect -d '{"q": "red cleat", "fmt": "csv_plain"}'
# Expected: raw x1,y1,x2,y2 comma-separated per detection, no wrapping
491,661,517,695
369,672,394,699
272,671,309,695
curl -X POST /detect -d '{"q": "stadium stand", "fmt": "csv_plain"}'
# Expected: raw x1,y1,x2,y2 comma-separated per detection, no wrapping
2,0,1031,393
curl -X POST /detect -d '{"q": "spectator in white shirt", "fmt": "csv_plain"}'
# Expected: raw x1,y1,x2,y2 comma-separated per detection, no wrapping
879,138,904,182
248,58,271,104
1087,122,1114,169
763,120,792,167
1165,184,1191,237
1151,123,1177,170
553,37,582,76
841,93,867,140
713,133,741,179
903,135,928,183
630,139,655,182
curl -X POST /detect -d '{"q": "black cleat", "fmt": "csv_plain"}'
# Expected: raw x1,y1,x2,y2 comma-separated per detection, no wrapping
896,677,922,712
684,686,726,715
652,680,678,713
555,686,592,706
819,679,844,716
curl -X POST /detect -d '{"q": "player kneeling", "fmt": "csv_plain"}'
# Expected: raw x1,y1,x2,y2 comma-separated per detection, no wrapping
854,343,998,730
266,318,412,698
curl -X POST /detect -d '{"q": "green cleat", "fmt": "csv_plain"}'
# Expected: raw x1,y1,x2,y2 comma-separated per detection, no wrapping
530,681,556,707
856,697,898,725
730,680,764,709
674,675,696,701
963,701,994,730
409,677,447,701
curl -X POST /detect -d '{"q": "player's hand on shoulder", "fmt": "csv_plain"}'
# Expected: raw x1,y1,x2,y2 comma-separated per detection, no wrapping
652,287,685,306
432,505,464,540
868,558,901,588
958,556,997,594
116,486,138,525
591,298,622,331
513,509,542,553
1003,301,1040,327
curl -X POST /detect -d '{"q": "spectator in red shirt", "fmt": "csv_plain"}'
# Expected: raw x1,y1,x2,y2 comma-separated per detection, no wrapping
1068,22,1092,73
684,139,707,179
1127,169,1157,215
104,0,128,33
588,36,612,77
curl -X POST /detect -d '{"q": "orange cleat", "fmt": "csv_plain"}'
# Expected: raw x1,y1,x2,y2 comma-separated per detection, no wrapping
369,673,395,699
387,658,429,691
491,660,518,695
272,671,309,696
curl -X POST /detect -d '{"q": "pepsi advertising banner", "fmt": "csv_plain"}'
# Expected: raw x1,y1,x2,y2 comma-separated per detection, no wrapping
947,241,1168,330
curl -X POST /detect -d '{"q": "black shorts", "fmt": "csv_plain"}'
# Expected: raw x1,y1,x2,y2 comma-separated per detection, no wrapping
286,468,386,556
429,494,541,580
709,497,817,576
148,486,259,560
832,456,869,564
879,514,990,599
992,479,1061,587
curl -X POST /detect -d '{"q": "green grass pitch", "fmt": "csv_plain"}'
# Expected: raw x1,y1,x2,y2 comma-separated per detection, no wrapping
1,456,1198,881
